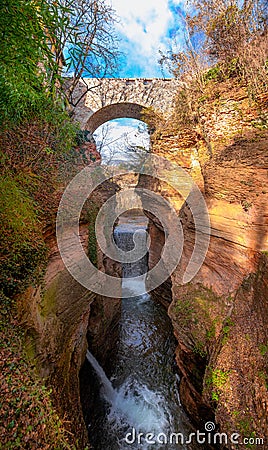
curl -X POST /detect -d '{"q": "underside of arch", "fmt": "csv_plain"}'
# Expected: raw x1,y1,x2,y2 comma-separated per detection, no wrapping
85,102,145,133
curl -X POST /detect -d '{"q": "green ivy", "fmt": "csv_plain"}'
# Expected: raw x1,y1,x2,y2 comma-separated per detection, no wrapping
206,368,230,402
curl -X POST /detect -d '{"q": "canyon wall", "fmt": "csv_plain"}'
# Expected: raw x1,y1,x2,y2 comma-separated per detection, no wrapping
142,83,268,447
18,225,94,445
19,180,121,447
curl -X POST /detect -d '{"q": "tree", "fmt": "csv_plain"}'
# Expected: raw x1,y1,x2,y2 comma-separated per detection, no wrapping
160,0,267,93
189,0,267,59
48,0,120,108
93,120,150,168
0,0,58,124
0,0,119,125
187,0,268,90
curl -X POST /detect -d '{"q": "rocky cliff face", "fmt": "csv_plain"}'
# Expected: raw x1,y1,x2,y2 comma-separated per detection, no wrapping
142,84,268,447
19,225,95,445
19,178,121,446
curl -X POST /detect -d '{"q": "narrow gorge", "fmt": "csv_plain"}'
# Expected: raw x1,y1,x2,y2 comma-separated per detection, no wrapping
3,81,268,450
2,2,268,449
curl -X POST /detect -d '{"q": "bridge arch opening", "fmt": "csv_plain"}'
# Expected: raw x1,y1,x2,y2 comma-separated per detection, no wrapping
86,102,146,134
93,117,150,166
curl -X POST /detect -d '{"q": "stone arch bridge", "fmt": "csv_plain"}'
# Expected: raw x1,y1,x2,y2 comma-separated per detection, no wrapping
70,78,180,132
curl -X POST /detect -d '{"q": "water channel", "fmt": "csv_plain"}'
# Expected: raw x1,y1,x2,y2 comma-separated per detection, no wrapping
81,212,203,450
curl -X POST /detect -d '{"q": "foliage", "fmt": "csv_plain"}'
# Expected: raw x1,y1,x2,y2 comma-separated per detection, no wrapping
0,0,119,125
0,0,61,125
221,317,234,344
203,65,222,82
206,368,230,402
159,0,268,159
258,370,268,389
174,298,195,325
191,0,267,91
0,116,78,173
161,0,267,93
0,175,47,297
0,291,86,449
259,342,268,355
190,1,267,69
0,0,105,310
0,121,97,296
193,340,207,358
0,1,107,447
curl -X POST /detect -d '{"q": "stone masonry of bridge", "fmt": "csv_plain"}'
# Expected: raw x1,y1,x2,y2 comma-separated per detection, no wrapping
69,78,180,131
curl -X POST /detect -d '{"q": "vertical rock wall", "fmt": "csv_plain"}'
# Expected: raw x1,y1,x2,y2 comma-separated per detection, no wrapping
19,179,122,447
141,84,268,447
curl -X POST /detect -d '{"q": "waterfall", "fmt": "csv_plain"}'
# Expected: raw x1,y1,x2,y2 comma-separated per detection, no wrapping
114,226,148,278
86,352,170,441
114,225,148,297
86,350,115,403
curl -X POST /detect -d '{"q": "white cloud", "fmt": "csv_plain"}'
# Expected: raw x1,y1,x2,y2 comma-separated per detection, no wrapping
109,0,179,76
112,0,172,56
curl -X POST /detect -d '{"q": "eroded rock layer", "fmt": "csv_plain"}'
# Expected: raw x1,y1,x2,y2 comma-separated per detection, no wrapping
142,85,268,448
19,180,121,446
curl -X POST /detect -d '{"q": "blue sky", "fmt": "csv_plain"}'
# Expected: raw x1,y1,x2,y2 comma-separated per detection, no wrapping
110,0,186,78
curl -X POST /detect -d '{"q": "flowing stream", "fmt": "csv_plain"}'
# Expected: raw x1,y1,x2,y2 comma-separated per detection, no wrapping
83,218,203,449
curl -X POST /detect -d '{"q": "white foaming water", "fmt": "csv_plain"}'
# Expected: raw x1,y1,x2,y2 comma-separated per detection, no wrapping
86,351,171,444
122,276,147,297
136,292,151,304
108,379,170,434
86,351,115,402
